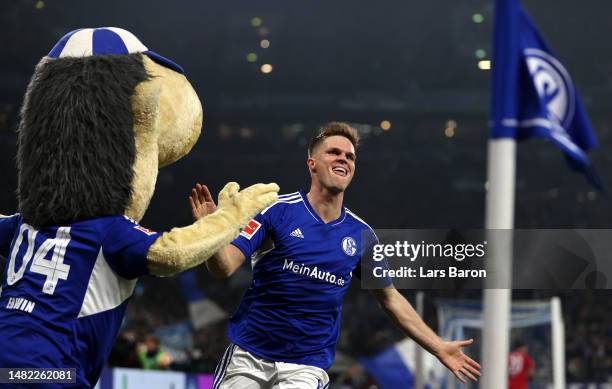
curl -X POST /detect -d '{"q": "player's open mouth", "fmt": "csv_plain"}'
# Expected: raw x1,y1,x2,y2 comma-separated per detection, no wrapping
332,167,348,177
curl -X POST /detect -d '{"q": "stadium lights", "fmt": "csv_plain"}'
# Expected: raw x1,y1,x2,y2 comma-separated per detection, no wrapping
35,0,45,9
260,64,273,74
380,120,391,131
475,49,487,59
246,53,258,62
472,13,484,23
260,39,270,49
478,60,491,70
219,124,232,139
251,17,262,27
240,127,253,139
444,119,457,138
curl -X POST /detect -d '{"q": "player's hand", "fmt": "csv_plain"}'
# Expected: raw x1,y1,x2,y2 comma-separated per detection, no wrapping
436,338,481,383
189,183,217,221
217,182,279,227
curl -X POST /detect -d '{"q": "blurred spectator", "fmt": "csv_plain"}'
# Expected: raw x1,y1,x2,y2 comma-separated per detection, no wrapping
108,330,140,368
508,341,535,389
137,335,171,370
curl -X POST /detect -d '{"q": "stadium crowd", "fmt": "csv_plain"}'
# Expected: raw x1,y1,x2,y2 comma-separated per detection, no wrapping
103,270,612,385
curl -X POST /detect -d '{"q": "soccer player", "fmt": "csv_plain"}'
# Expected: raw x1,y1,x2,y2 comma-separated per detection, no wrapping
190,122,481,388
508,341,535,389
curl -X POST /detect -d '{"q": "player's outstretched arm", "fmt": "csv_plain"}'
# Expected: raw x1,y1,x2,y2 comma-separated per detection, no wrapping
188,183,247,278
146,182,278,277
206,244,246,278
370,287,481,383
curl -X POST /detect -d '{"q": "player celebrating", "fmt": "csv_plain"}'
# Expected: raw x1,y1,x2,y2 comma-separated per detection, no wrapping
190,122,481,388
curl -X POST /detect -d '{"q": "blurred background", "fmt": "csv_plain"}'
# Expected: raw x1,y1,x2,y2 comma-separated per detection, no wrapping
0,0,611,387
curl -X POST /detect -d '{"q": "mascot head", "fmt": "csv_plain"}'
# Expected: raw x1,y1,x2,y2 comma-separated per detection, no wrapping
17,27,203,227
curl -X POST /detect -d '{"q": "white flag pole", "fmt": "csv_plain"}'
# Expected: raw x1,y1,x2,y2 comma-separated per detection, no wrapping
551,296,566,389
481,138,516,388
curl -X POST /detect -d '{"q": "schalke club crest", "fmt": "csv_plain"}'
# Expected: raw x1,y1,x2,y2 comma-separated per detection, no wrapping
342,237,357,256
524,48,575,128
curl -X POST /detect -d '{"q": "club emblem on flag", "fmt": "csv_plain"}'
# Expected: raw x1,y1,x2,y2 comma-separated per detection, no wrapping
525,48,574,128
491,0,601,189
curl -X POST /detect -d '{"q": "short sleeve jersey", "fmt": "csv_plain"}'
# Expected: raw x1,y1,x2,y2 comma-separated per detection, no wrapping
228,191,386,370
508,350,534,389
0,214,159,387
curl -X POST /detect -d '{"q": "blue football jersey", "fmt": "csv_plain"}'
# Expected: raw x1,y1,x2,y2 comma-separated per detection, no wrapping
228,191,385,370
0,214,159,388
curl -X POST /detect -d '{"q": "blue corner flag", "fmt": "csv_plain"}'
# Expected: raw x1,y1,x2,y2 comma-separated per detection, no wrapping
360,343,415,389
491,0,602,189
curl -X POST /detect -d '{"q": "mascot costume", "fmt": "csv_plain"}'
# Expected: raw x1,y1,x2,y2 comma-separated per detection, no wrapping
0,27,278,387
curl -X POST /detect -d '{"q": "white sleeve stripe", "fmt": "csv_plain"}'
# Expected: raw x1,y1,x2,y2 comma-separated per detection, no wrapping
0,213,19,219
261,198,303,215
345,208,376,234
278,192,301,200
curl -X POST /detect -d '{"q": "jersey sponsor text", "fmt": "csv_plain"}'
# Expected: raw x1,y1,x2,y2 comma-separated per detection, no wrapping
282,258,346,286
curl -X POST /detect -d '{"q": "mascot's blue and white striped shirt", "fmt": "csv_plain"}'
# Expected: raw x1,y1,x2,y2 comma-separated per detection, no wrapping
228,191,387,371
0,214,159,387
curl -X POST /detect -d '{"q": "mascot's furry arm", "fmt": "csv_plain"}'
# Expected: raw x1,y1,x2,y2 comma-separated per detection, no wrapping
147,182,277,277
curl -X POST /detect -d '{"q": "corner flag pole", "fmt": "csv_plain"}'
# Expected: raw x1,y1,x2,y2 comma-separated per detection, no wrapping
481,0,518,383
551,297,566,389
481,139,515,388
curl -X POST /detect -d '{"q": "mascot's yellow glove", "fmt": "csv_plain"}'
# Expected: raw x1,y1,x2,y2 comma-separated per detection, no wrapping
147,182,278,276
